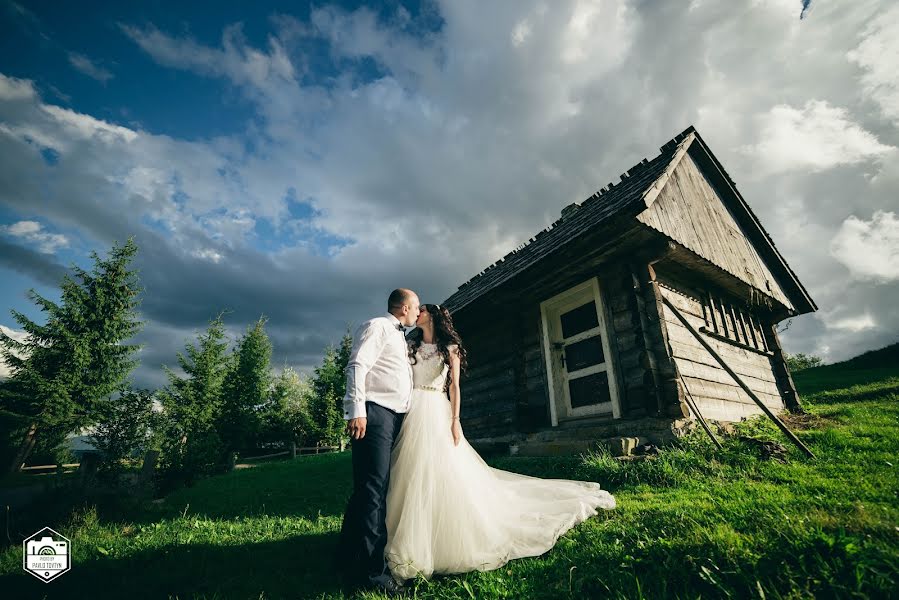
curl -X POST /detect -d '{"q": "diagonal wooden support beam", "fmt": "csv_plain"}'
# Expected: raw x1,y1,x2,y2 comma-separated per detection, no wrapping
659,294,815,459
679,374,723,450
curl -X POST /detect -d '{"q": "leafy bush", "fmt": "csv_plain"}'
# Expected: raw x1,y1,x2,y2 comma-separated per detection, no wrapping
786,352,824,372
89,386,158,483
259,366,314,448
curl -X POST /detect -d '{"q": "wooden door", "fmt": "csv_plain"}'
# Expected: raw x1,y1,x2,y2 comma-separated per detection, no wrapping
540,278,620,424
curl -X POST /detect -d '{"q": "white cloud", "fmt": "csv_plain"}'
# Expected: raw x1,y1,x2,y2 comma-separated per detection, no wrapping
192,248,224,263
4,220,40,235
827,313,876,332
67,52,114,83
0,324,30,380
848,5,899,125
40,104,138,144
561,0,634,65
830,210,899,282
119,22,296,93
511,19,531,47
0,73,36,101
740,100,895,175
0,220,69,253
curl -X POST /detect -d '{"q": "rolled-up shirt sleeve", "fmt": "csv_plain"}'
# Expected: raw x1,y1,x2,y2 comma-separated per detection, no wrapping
343,321,388,420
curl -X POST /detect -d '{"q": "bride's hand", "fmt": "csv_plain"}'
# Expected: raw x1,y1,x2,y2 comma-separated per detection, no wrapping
451,420,462,446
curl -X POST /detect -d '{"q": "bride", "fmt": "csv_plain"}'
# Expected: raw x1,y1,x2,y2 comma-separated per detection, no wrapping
384,303,616,581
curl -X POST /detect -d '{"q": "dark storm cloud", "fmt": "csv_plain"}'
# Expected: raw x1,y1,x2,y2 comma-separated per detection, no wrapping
0,237,68,287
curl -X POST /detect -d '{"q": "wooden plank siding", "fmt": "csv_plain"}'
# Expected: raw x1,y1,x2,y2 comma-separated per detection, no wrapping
655,278,786,422
637,151,794,311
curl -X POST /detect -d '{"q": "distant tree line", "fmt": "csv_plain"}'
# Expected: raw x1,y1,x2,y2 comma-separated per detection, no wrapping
0,238,351,492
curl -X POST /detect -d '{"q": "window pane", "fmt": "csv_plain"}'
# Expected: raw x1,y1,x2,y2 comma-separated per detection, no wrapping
564,336,605,372
560,301,599,339
569,371,611,409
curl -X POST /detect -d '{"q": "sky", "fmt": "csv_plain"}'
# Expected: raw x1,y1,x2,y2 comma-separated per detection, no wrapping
0,0,897,390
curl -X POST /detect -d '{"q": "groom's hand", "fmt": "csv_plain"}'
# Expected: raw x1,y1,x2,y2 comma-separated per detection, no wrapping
346,417,367,440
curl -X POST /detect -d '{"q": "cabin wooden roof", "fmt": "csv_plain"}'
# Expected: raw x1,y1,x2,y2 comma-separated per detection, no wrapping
443,125,817,316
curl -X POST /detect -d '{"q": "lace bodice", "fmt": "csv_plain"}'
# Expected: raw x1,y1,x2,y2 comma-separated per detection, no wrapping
411,343,453,391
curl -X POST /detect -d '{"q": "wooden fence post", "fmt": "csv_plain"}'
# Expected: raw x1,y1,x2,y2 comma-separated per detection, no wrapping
77,453,100,485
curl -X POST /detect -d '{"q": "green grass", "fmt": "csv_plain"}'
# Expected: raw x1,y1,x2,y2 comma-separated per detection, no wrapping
2,356,898,599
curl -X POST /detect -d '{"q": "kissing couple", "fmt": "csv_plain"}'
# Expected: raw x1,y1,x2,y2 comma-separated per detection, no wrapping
334,288,616,596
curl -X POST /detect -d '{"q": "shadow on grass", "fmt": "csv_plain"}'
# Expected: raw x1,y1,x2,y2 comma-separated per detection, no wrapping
2,484,154,552
1,531,345,600
154,452,353,522
2,452,355,554
794,368,899,397
810,380,899,404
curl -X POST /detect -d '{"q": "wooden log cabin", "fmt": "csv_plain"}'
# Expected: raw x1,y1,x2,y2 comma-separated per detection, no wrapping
442,126,817,456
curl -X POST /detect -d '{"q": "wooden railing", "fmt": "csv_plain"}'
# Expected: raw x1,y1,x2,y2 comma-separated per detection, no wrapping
15,443,346,481
241,444,343,462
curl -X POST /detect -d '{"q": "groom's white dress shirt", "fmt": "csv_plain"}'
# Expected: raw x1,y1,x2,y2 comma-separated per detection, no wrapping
343,312,414,420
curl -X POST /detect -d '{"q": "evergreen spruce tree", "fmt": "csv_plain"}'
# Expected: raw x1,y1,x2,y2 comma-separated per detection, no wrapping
308,330,353,446
156,313,230,487
218,316,271,459
0,238,143,474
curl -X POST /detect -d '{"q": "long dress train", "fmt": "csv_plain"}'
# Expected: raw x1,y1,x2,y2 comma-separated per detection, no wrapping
384,343,616,580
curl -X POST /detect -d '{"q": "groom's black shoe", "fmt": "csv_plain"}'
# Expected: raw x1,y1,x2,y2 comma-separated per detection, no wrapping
364,574,407,597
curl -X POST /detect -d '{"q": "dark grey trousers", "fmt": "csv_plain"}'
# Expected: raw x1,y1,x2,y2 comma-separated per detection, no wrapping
335,401,405,587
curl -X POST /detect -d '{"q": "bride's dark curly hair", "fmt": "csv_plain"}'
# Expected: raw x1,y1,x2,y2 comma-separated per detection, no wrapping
407,303,469,393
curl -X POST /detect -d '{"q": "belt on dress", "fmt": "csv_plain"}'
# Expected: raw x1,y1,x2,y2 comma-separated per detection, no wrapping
414,385,441,391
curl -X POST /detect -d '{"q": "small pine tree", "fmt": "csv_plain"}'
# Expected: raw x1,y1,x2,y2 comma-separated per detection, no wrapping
311,331,353,402
157,313,230,487
0,238,143,474
308,330,353,446
218,317,271,459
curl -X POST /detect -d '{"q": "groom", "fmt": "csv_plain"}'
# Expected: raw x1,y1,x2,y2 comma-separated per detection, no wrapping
334,288,420,594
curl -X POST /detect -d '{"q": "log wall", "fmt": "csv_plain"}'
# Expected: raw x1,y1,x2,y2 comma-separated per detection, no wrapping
454,322,518,438
601,265,679,419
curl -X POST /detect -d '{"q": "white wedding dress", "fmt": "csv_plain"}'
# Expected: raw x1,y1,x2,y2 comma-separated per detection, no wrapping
384,343,616,581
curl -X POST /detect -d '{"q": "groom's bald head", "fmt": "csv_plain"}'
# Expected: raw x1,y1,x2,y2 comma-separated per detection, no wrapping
388,288,420,326
388,288,414,310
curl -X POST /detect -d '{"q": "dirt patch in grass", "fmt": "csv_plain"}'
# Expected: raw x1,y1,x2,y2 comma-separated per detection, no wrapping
781,411,834,430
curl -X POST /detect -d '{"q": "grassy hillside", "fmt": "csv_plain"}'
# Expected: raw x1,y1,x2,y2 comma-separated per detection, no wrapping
791,341,899,396
1,349,897,599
